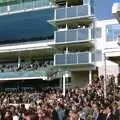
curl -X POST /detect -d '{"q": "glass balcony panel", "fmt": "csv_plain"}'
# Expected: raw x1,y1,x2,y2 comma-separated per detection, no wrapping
78,52,89,63
1,0,50,13
90,0,95,15
0,6,7,13
23,1,34,10
78,5,89,17
55,54,66,65
34,0,42,8
0,69,46,79
66,29,77,42
91,28,101,39
83,0,90,5
56,8,66,19
67,6,77,18
66,54,77,64
95,51,102,61
56,31,66,43
78,29,89,41
10,3,24,11
41,0,49,6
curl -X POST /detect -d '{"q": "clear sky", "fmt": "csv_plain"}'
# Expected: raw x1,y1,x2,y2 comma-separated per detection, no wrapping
95,0,120,20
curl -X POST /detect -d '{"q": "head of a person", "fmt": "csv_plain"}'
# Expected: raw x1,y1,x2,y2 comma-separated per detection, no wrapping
106,106,113,114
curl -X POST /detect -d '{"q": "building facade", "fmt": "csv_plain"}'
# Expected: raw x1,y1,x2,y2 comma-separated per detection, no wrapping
0,0,120,88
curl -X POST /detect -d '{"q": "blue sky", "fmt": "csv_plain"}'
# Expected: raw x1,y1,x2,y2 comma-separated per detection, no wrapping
95,0,120,20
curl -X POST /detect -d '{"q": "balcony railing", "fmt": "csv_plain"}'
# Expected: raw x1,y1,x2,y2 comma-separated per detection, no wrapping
0,0,50,14
55,52,93,66
0,68,47,79
55,28,101,44
55,5,92,20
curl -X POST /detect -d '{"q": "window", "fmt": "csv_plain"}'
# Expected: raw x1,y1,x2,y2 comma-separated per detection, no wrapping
106,24,120,41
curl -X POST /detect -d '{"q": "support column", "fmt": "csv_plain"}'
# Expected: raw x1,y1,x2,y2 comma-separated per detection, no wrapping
89,70,92,84
18,56,21,68
65,47,68,54
62,74,66,96
62,71,69,96
65,24,68,30
7,5,10,12
59,78,62,88
104,53,107,99
66,1,68,7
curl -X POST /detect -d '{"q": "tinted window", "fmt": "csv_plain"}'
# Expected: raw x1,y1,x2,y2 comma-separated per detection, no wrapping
106,24,120,41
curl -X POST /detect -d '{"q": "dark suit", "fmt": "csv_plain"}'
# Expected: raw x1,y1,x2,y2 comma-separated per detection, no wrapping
53,109,66,120
97,113,106,120
106,113,116,120
113,109,120,120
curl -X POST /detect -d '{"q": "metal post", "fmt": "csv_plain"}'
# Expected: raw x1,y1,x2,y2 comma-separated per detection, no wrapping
18,56,21,68
63,74,66,96
89,70,92,84
104,53,107,99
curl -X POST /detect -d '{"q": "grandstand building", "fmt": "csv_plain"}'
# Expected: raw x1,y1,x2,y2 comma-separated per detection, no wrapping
0,0,120,89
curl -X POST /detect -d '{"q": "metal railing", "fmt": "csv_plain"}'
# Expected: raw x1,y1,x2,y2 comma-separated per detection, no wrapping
55,52,92,65
0,0,50,14
55,28,101,43
55,5,91,20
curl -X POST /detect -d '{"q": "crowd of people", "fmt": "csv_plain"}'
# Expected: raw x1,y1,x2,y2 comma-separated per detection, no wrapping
0,75,119,120
0,60,53,73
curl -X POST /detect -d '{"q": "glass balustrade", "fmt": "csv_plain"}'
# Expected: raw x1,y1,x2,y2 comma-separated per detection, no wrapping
55,28,101,43
55,28,89,43
55,52,92,65
0,68,47,79
0,0,50,14
0,6,7,14
55,5,90,20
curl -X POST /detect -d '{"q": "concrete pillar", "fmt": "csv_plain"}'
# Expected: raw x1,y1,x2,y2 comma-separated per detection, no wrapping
66,2,68,7
7,5,10,12
62,74,66,96
18,56,21,68
65,47,69,54
89,70,92,84
104,53,107,99
62,71,70,96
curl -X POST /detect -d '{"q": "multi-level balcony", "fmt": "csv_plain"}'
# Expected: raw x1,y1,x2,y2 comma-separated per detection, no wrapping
54,52,95,70
0,0,50,15
0,59,54,80
49,4,94,26
54,28,101,48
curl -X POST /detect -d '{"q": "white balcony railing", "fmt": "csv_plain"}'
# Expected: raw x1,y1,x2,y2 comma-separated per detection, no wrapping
55,5,92,20
0,0,50,15
55,52,94,66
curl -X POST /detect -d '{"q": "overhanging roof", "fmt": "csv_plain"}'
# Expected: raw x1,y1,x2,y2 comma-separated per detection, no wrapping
105,48,120,64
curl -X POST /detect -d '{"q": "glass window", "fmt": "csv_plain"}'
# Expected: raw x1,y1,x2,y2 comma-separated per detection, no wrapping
83,0,89,5
106,24,120,41
91,28,101,39
95,51,102,61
